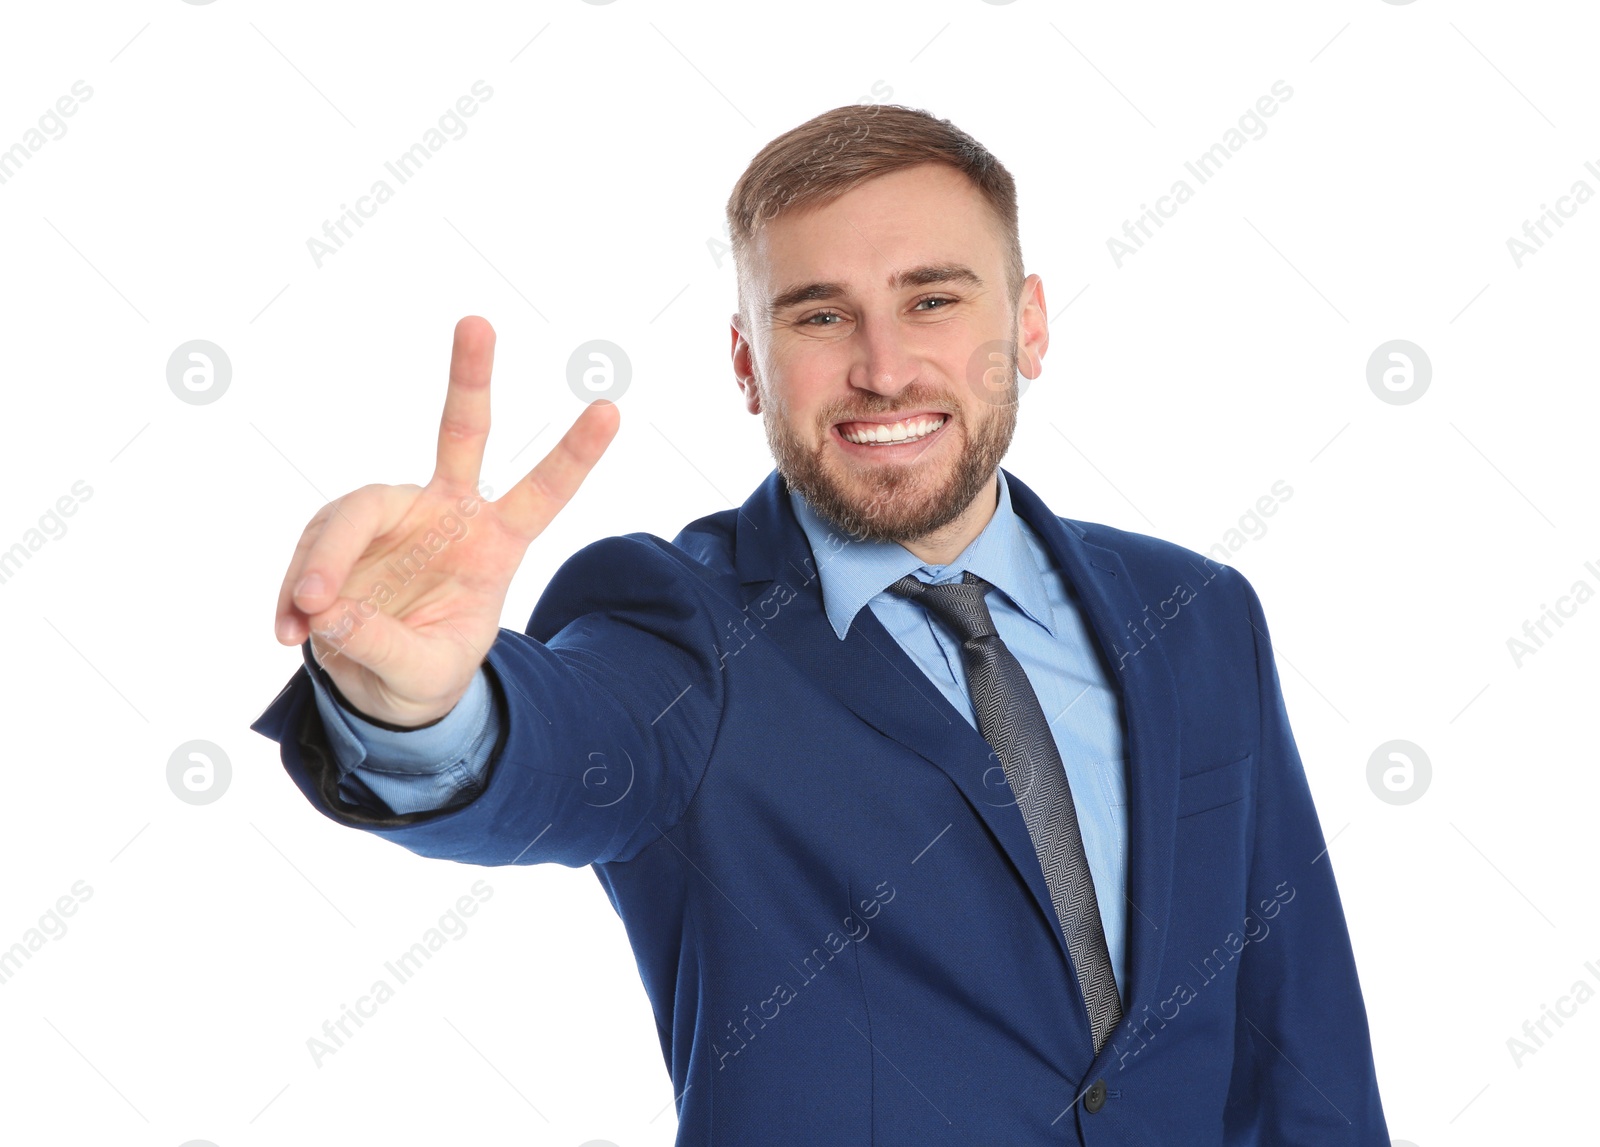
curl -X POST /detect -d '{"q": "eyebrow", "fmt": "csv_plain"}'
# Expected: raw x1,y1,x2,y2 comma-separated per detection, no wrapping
766,263,985,317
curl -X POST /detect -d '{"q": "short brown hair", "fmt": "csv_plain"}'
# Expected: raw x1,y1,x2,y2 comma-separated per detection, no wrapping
725,104,1024,323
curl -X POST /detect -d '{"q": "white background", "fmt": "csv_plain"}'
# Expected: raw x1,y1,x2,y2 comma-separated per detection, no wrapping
1,1,1595,1144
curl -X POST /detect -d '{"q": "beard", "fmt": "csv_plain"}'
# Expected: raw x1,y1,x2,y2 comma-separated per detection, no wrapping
758,351,1019,546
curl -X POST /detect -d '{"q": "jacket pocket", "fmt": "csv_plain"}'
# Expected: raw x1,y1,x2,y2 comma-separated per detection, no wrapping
1175,751,1251,818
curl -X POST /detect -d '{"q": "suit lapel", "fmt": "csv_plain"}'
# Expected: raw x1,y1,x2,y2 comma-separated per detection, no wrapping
731,468,1182,1059
1001,470,1183,1063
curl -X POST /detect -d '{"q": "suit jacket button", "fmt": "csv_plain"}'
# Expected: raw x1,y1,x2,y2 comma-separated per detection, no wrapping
1084,1078,1107,1113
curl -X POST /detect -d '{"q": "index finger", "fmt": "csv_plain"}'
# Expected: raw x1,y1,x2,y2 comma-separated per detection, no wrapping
433,315,496,489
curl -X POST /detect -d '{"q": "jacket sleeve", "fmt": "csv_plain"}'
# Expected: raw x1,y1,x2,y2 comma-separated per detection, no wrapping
303,651,499,815
250,533,729,868
1221,574,1390,1145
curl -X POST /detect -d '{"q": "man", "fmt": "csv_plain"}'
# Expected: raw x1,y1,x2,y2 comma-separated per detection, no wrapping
254,104,1390,1143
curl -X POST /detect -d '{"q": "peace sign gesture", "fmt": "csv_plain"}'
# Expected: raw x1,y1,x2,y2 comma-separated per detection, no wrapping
273,316,620,727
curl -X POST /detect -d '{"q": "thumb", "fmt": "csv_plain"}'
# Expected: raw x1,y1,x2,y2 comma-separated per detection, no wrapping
303,595,421,682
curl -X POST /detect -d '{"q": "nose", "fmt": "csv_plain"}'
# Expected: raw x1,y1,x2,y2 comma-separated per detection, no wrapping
846,309,919,400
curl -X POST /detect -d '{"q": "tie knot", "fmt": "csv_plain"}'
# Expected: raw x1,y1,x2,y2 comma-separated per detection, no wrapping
886,570,999,642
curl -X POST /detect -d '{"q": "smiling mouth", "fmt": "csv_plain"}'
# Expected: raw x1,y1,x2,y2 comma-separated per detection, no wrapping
834,414,948,447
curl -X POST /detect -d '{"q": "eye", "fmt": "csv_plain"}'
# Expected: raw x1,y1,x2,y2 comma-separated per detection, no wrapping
797,296,956,327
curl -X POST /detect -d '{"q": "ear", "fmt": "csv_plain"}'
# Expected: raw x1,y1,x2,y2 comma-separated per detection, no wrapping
731,313,761,414
1016,274,1049,380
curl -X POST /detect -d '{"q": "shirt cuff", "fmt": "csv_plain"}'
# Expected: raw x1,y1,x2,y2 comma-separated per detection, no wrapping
299,639,492,777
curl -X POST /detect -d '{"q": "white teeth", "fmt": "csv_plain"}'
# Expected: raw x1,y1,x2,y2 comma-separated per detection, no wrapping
841,415,945,445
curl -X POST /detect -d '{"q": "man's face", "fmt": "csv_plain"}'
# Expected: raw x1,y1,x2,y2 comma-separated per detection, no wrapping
731,162,1047,545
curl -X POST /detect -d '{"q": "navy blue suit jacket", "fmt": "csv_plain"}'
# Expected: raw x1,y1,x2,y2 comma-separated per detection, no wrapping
252,466,1390,1144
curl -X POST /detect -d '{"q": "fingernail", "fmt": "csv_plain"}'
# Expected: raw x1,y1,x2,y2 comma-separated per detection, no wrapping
295,573,324,599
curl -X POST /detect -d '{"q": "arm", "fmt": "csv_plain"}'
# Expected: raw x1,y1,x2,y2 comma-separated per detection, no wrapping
1221,575,1390,1145
301,640,499,815
253,533,727,868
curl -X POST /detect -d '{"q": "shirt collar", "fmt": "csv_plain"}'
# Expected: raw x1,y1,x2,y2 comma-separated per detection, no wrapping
787,468,1059,641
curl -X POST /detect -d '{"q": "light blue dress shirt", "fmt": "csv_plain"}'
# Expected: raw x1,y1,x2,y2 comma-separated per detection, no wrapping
302,468,1130,993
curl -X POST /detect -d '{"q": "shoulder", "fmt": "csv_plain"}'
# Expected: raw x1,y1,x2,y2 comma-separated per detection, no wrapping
1042,513,1266,659
526,515,742,642
670,505,741,580
1057,513,1250,597
1005,468,1251,604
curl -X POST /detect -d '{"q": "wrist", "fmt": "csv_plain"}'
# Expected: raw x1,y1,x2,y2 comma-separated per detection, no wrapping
298,639,463,730
320,667,455,731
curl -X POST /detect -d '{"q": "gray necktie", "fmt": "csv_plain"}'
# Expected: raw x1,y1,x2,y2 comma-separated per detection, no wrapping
887,569,1123,1053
